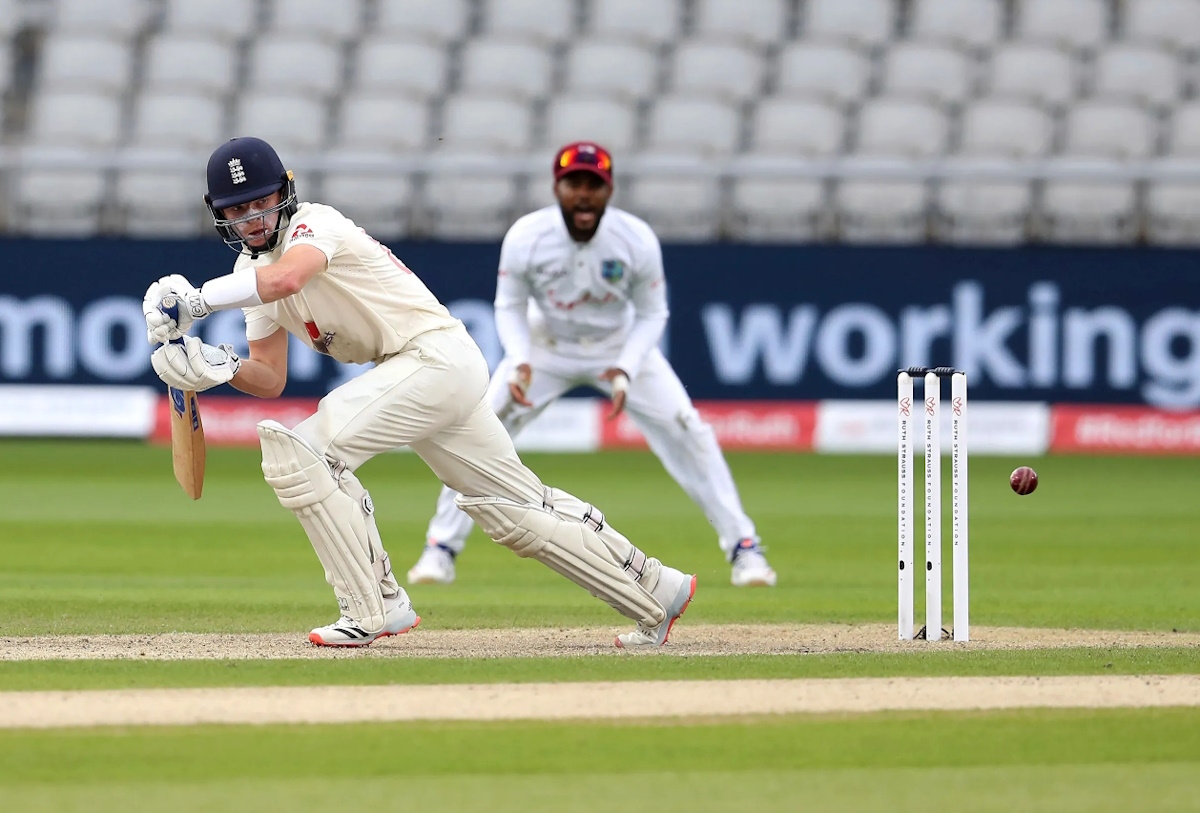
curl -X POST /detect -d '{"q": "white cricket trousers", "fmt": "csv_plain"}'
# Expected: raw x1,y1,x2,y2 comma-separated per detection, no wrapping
426,342,757,559
292,323,543,507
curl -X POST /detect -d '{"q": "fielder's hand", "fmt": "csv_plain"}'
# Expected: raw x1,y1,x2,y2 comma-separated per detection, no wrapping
143,274,211,344
508,363,533,407
600,368,630,419
151,335,241,392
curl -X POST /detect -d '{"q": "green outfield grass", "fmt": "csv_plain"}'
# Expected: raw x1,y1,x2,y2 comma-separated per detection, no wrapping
1,440,1198,635
1,440,1198,812
1,709,1198,813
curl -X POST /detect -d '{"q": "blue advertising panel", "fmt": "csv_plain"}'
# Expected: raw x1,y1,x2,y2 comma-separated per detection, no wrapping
1,239,1198,408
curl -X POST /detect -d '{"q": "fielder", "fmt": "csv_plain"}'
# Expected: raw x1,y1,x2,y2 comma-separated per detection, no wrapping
408,142,776,589
141,136,696,649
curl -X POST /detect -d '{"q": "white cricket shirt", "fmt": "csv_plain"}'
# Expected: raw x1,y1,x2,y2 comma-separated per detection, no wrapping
238,202,460,365
494,205,669,376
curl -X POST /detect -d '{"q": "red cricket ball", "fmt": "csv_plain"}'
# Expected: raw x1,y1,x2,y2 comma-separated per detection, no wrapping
1010,466,1038,495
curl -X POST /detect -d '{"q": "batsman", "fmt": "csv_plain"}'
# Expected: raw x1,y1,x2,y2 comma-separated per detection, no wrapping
140,136,696,649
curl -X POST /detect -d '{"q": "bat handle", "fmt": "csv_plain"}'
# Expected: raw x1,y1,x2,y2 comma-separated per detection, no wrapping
160,295,185,346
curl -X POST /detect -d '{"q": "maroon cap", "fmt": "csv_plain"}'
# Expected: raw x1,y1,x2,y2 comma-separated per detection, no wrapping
553,141,614,185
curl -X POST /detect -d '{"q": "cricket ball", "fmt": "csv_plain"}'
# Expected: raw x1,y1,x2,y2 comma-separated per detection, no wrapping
1010,466,1038,495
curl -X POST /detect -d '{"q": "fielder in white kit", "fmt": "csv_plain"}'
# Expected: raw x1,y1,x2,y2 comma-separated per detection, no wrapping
140,136,697,649
408,142,777,588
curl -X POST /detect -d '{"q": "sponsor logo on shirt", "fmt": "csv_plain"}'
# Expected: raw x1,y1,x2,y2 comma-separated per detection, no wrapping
304,320,335,354
291,223,314,240
601,259,625,283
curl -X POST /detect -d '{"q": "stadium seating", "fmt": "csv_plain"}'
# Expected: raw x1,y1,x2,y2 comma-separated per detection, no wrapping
909,0,1004,52
142,36,238,97
564,40,658,100
375,0,470,43
354,38,449,100
5,0,1200,244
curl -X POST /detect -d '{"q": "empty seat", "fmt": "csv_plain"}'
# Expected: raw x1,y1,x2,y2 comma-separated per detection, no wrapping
114,169,208,238
958,100,1054,157
14,168,109,237
37,35,132,94
909,0,1003,52
542,96,638,151
855,98,949,158
835,180,930,243
624,176,722,240
421,172,519,239
232,93,328,153
354,38,448,99
0,0,21,40
1014,0,1108,53
458,38,555,100
728,178,828,241
935,170,1033,245
670,40,763,102
776,43,872,108
1041,162,1139,244
644,96,741,155
0,41,12,95
588,0,680,45
880,43,973,106
266,0,364,42
1167,102,1200,154
248,38,342,98
320,173,415,238
129,92,225,151
749,98,844,156
52,0,149,39
162,0,257,40
483,0,574,42
1091,44,1180,109
375,0,469,42
438,95,532,152
143,36,237,96
805,0,896,48
26,92,122,149
1145,182,1200,244
1062,101,1156,159
333,94,430,152
1124,0,1200,52
692,0,788,46
564,40,658,100
989,44,1076,108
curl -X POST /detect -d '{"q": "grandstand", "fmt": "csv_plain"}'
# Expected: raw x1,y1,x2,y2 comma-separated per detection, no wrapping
2,0,1200,244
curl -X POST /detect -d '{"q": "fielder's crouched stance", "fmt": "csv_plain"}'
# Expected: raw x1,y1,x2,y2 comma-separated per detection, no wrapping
142,137,695,649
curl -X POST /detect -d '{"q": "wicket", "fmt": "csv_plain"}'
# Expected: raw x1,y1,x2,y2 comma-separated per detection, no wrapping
898,366,968,642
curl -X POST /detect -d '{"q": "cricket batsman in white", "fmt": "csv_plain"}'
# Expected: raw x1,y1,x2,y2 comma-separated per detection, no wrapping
408,142,777,589
140,136,696,649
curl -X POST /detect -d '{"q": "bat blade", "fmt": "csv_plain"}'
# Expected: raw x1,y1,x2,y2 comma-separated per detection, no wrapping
169,385,206,499
158,294,206,499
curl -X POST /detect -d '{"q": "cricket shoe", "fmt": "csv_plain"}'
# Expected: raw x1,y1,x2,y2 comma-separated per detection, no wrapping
730,538,777,587
615,562,697,650
308,593,421,647
406,541,457,585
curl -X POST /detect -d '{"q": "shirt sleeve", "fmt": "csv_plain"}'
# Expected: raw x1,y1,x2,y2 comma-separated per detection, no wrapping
493,225,533,364
615,230,669,378
243,305,281,343
279,206,342,264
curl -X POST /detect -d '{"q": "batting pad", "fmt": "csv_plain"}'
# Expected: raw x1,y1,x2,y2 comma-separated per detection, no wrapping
258,420,386,633
456,494,666,627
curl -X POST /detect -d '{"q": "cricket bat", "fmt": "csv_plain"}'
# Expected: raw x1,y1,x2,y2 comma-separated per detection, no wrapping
161,296,206,500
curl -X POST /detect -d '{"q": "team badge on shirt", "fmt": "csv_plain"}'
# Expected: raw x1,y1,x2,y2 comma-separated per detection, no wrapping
601,259,625,283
